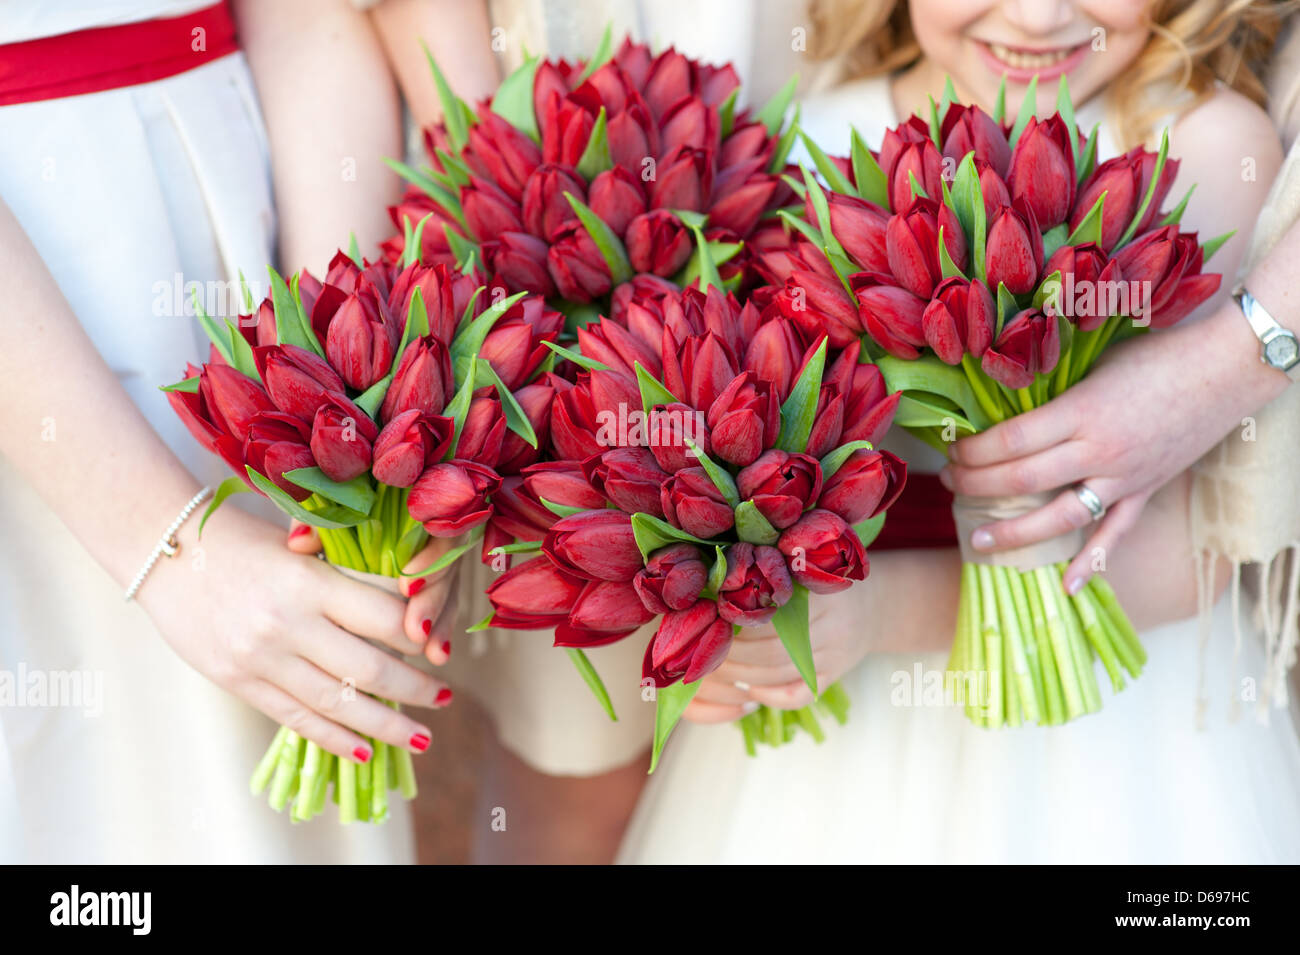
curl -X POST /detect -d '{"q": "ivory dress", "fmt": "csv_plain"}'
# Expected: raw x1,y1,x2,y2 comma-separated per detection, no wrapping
617,74,1300,864
0,1,412,863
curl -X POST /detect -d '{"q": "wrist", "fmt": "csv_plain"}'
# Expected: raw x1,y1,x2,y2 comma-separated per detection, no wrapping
1200,297,1291,413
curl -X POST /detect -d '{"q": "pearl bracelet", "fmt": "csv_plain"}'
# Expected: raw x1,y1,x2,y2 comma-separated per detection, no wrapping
124,486,213,602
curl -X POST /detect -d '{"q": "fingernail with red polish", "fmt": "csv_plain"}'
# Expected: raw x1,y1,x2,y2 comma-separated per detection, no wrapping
409,733,430,752
289,524,312,539
353,746,371,763
421,619,432,638
440,641,451,659
408,577,427,596
434,687,453,707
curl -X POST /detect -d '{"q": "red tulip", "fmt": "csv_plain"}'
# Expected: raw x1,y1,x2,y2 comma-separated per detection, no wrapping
709,165,777,235
661,466,734,538
543,509,643,582
371,409,454,488
379,336,454,422
588,166,648,237
985,202,1044,295
547,219,613,302
649,145,712,212
253,344,344,425
777,509,868,594
818,449,906,524
716,542,793,626
486,555,585,629
825,341,901,447
522,163,585,240
941,103,1011,178
854,274,928,359
310,402,375,482
743,318,805,400
1072,147,1179,251
643,599,733,687
202,362,278,442
386,262,464,345
243,411,316,501
584,447,669,518
662,331,738,413
826,192,891,273
805,384,846,460
705,371,780,467
981,308,1060,388
633,543,708,614
496,381,555,474
466,110,543,202
736,449,822,530
625,210,692,277
1006,115,1076,228
646,402,711,473
921,276,997,363
462,177,525,241
482,231,557,297
408,459,501,535
456,395,507,468
522,459,608,511
557,579,654,647
478,313,559,391
1113,225,1220,328
778,271,861,349
883,130,943,213
169,362,248,476
577,316,663,378
1042,243,1123,331
325,289,397,391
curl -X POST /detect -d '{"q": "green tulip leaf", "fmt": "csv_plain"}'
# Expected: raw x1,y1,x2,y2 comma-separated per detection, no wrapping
401,528,483,578
567,648,618,722
442,359,478,461
675,239,743,289
284,467,377,514
798,132,855,196
443,222,480,269
734,500,780,546
939,76,959,121
1065,191,1106,246
576,107,614,181
475,357,538,449
1040,223,1069,263
347,232,364,267
771,583,817,695
650,679,701,773
755,74,798,137
937,225,966,280
927,94,942,148
1158,184,1196,227
577,25,614,82
160,376,201,394
542,339,611,372
819,440,874,481
852,511,887,549
634,361,681,415
192,289,234,366
1115,129,1170,251
422,41,472,151
630,512,713,563
564,191,634,285
450,290,528,382
993,75,1008,125
705,544,728,599
1007,74,1039,150
1075,123,1100,187
767,103,801,173
492,54,541,142
718,87,739,139
874,354,991,430
776,337,828,453
246,468,368,529
686,439,740,508
1055,74,1080,167
198,475,251,538
850,127,890,208
1201,229,1235,263
540,497,590,519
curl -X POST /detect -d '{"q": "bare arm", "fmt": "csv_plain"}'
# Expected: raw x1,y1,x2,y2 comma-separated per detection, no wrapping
369,0,500,128
234,0,403,269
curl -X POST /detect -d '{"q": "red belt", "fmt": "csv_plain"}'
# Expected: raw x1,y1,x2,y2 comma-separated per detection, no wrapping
872,473,958,550
0,3,238,107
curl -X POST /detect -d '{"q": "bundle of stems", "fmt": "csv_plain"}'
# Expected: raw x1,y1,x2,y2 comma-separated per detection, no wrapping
249,485,428,823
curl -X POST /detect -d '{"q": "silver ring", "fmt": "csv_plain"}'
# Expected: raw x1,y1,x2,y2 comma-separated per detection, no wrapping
1073,484,1106,522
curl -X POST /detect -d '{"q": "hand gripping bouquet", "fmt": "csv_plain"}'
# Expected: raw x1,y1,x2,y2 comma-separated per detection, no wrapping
774,77,1224,727
479,283,905,767
164,242,554,821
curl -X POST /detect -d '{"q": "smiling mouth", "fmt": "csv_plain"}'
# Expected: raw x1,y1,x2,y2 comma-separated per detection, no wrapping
983,41,1083,71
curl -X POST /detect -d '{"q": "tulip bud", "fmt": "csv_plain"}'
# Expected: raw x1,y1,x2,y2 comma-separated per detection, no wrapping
777,509,868,594
804,384,846,460
633,543,709,614
646,402,711,473
371,409,454,487
466,110,543,202
716,542,793,626
650,145,712,213
818,449,906,524
310,403,375,482
243,411,316,501
203,363,278,442
985,202,1044,296
661,467,735,539
408,459,501,536
1006,116,1076,229
456,395,507,468
522,163,586,240
482,231,558,297
854,275,928,359
625,210,692,277
557,579,655,647
705,371,780,467
462,177,525,242
736,449,822,530
980,308,1060,388
325,290,396,391
584,447,670,518
743,318,805,400
941,103,1012,178
486,555,585,629
642,599,734,687
547,219,613,302
542,509,643,582
826,192,890,273
379,336,454,423
588,166,648,238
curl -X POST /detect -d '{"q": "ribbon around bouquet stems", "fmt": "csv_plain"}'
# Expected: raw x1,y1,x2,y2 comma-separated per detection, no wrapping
952,491,1085,571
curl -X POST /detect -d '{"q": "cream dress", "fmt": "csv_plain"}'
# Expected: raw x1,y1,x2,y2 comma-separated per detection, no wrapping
0,1,412,863
617,74,1300,863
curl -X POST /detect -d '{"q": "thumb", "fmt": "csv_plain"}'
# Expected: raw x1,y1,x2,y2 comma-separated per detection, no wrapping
400,532,466,597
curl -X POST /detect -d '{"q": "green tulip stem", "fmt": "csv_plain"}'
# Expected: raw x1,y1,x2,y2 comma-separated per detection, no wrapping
338,755,358,824
250,725,289,795
268,729,303,812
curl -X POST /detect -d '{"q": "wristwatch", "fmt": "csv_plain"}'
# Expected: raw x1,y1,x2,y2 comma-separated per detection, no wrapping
1232,285,1300,382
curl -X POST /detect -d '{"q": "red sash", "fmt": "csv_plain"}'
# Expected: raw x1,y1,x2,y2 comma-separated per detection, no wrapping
872,473,958,550
0,3,237,107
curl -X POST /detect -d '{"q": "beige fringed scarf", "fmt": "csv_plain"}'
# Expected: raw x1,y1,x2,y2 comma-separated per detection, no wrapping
1191,57,1300,724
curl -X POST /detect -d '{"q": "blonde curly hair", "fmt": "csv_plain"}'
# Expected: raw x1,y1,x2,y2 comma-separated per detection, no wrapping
807,0,1295,148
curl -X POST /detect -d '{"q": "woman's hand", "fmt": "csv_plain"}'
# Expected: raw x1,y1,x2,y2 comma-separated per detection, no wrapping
140,508,453,763
287,521,463,668
682,588,872,724
942,302,1285,594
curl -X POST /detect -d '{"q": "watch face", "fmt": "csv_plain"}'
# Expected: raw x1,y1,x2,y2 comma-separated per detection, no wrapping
1265,333,1300,369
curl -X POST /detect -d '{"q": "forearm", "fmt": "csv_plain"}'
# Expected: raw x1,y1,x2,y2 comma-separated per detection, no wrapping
370,0,499,128
0,200,203,586
235,0,403,271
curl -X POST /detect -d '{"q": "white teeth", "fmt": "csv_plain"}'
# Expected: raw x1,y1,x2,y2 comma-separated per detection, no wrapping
988,42,1070,70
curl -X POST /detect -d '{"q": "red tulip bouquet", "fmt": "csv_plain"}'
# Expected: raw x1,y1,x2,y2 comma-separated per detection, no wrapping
164,245,548,821
476,282,905,767
771,77,1225,727
380,29,799,316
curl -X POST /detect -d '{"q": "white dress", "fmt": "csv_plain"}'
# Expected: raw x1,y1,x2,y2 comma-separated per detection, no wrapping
0,1,412,862
617,75,1300,864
